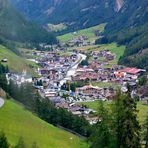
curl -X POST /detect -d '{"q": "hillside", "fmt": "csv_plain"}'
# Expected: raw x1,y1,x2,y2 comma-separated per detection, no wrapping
11,0,117,30
0,0,56,44
0,99,88,148
58,23,106,42
0,45,38,74
105,0,148,34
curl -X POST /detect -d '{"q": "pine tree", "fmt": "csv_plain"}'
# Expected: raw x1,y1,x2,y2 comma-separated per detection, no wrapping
144,116,148,148
112,90,141,148
0,132,9,148
90,101,113,148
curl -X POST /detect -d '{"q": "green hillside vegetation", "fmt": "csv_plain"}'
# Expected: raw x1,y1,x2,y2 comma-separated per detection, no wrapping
11,0,115,30
117,24,148,70
0,45,38,74
48,23,67,32
78,101,148,125
0,0,57,44
0,99,88,148
58,24,105,42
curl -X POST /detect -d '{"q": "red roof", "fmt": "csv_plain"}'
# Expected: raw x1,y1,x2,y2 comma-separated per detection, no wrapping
118,68,142,74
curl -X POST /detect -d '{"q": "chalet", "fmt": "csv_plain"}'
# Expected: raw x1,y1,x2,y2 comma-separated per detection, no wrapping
41,89,58,98
79,73,98,81
76,67,94,74
116,68,146,76
76,85,102,97
39,69,60,80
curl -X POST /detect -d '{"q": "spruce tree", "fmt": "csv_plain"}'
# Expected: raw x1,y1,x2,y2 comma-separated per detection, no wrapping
144,116,148,148
90,101,113,148
112,90,141,148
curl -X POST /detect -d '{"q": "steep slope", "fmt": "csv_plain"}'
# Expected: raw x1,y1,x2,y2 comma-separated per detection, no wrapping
11,0,147,34
104,0,148,70
0,99,88,148
106,0,148,34
11,0,117,29
0,45,39,74
0,0,56,44
115,0,124,12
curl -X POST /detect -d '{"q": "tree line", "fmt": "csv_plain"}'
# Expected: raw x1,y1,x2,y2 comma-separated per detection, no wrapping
7,81,91,137
89,90,148,148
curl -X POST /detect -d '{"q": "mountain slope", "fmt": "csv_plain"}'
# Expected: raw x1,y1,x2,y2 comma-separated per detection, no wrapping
104,0,148,70
105,0,148,34
11,0,147,34
0,99,88,148
0,0,56,44
11,0,117,29
0,45,39,74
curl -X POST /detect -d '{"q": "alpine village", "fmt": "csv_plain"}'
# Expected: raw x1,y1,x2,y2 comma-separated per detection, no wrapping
0,0,148,148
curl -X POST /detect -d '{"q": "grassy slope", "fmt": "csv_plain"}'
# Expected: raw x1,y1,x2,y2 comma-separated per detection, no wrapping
48,23,67,32
0,99,88,148
58,23,106,42
78,101,148,125
0,45,38,75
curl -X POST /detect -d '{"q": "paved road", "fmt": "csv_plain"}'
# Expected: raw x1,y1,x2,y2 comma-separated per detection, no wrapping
60,53,87,85
0,97,4,108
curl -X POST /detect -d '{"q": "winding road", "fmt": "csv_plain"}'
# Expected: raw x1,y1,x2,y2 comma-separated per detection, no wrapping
0,97,4,108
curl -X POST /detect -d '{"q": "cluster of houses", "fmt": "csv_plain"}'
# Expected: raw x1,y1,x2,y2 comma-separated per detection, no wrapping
4,45,147,124
91,50,116,61
71,49,147,101
67,35,92,47
30,48,146,124
76,85,115,100
36,52,78,83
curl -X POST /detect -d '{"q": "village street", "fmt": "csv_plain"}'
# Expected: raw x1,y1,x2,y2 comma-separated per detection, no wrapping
59,53,87,86
5,42,147,125
0,98,4,108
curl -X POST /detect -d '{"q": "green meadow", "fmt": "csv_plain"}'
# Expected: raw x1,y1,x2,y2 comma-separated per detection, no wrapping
0,45,39,75
0,99,88,148
78,101,148,125
48,23,67,32
58,23,106,42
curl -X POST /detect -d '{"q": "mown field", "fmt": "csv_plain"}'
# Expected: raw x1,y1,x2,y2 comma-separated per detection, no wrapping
58,23,106,42
0,99,88,148
0,45,39,75
48,23,67,32
78,101,148,125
